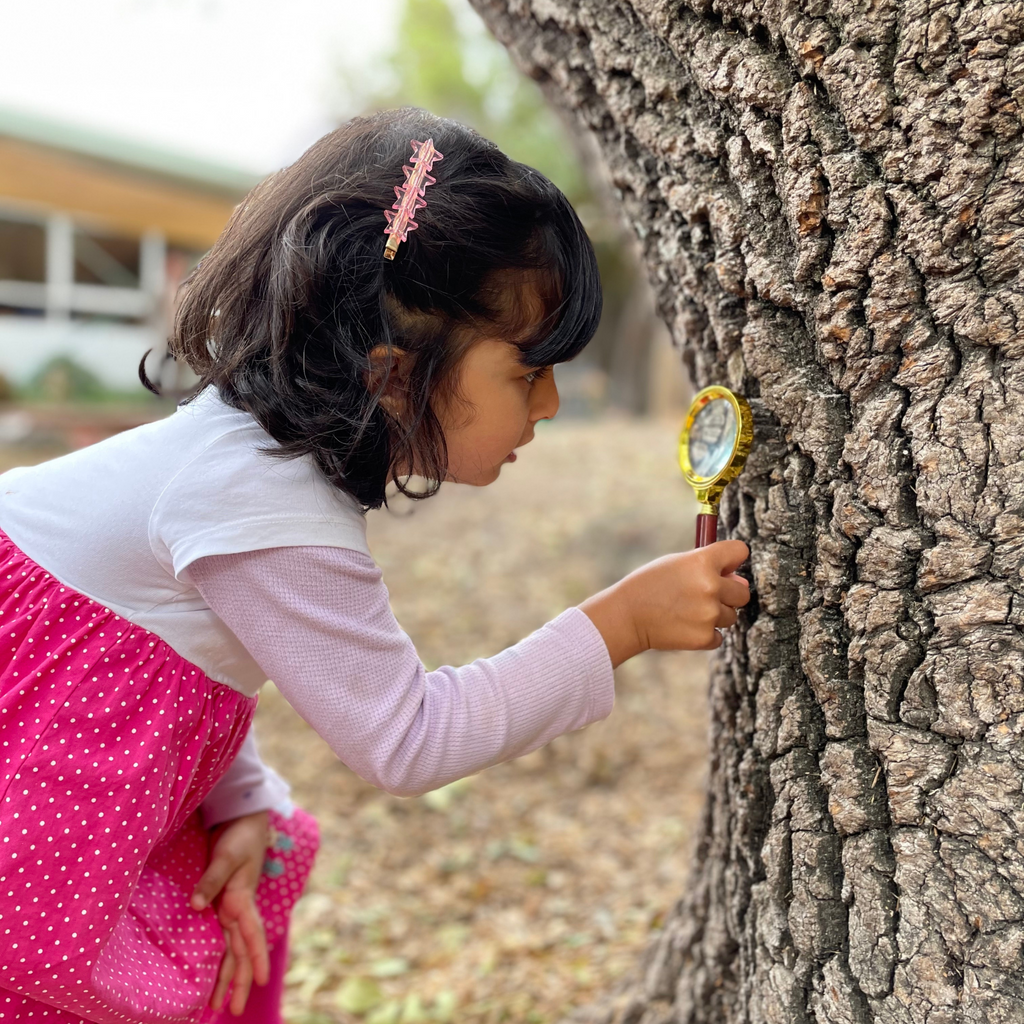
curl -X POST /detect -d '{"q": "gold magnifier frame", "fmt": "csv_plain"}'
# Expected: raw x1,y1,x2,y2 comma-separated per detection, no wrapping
678,385,754,547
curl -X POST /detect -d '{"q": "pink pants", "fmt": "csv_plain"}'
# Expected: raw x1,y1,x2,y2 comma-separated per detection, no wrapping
0,532,317,1023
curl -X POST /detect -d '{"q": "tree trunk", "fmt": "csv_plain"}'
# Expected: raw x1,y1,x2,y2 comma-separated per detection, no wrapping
465,1,1024,1022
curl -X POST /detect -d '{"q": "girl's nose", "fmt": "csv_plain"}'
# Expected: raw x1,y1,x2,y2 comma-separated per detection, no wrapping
532,370,559,422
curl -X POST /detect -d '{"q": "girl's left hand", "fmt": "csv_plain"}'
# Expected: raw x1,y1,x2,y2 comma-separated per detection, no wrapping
191,810,272,1015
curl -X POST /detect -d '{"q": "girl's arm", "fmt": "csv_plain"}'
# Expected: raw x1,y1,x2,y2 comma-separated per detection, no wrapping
190,546,615,798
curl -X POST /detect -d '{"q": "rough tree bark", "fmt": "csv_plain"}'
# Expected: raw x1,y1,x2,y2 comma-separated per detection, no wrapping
465,1,1024,1022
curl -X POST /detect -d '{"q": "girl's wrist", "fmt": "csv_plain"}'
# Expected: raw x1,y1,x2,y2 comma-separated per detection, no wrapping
579,583,645,669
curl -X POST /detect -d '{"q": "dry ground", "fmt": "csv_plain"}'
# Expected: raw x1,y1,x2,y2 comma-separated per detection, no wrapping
253,417,712,1024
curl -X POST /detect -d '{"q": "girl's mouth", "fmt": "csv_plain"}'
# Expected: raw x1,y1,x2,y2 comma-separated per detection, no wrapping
504,451,518,463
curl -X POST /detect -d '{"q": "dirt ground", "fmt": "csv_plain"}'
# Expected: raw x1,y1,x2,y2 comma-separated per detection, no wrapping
253,417,712,1024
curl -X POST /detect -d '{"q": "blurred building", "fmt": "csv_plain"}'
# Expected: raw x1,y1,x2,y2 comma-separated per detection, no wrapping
0,107,257,392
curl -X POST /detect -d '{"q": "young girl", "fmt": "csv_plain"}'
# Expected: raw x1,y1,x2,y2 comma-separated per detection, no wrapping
0,108,750,1023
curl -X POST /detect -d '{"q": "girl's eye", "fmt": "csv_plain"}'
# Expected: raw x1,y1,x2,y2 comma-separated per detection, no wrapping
523,367,550,385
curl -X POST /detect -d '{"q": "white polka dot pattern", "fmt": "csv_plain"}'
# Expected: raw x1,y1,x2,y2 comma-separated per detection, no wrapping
256,806,319,951
0,533,321,1023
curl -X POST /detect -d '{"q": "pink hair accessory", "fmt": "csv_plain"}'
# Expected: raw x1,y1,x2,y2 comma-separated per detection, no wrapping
383,138,444,260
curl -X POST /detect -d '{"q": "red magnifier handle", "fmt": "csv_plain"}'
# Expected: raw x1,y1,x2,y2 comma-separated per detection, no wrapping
695,513,718,548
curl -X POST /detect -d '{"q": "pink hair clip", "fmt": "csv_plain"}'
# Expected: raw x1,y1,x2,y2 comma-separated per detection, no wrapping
383,138,444,260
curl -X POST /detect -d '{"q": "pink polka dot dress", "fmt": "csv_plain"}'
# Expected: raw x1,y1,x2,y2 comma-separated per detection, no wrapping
0,534,318,1023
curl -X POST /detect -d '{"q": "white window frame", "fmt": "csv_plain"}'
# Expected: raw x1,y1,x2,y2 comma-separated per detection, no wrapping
0,204,165,321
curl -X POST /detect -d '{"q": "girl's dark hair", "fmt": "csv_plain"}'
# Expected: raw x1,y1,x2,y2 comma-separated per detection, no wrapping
168,107,602,509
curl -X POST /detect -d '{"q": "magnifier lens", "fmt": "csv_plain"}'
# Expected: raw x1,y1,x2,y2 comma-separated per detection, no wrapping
687,398,738,480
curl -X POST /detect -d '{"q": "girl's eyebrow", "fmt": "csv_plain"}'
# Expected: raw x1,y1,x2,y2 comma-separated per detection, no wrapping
516,355,546,371
502,339,547,366
500,341,538,368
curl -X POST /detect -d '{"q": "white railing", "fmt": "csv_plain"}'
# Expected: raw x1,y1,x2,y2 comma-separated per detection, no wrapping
0,279,152,318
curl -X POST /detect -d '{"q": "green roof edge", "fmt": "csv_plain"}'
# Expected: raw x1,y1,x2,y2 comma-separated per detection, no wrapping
0,105,263,198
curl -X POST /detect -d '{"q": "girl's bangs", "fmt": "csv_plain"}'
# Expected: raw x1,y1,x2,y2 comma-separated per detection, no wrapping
511,200,603,367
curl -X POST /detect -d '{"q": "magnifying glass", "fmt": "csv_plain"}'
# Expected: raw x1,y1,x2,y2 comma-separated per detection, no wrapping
679,385,754,548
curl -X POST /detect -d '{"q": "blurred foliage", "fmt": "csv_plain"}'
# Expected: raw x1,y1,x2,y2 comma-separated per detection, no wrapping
23,355,146,404
335,0,590,211
30,356,107,402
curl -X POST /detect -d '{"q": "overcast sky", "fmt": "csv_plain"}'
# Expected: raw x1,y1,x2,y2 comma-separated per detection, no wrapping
0,0,399,173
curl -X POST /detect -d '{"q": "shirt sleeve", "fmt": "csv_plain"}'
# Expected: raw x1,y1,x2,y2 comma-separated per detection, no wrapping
149,430,371,581
199,725,293,828
189,546,615,798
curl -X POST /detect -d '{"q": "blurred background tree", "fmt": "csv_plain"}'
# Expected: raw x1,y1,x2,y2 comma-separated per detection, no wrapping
336,0,588,210
333,0,681,416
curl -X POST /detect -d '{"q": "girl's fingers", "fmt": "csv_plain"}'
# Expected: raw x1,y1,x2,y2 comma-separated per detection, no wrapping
229,950,254,1016
218,889,269,986
210,945,235,1011
715,605,738,629
226,921,254,1015
192,853,235,911
707,539,749,577
720,576,752,609
236,905,270,986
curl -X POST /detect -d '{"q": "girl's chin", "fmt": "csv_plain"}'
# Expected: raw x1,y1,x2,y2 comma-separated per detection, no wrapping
445,464,505,486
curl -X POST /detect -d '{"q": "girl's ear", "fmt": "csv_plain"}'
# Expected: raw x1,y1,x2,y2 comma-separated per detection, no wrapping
365,345,410,417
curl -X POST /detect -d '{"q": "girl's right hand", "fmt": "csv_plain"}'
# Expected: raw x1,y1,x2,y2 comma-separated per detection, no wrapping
579,540,751,668
192,811,271,1015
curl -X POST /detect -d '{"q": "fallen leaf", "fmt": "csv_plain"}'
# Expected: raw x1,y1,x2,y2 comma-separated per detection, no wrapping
369,957,410,978
334,977,384,1015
